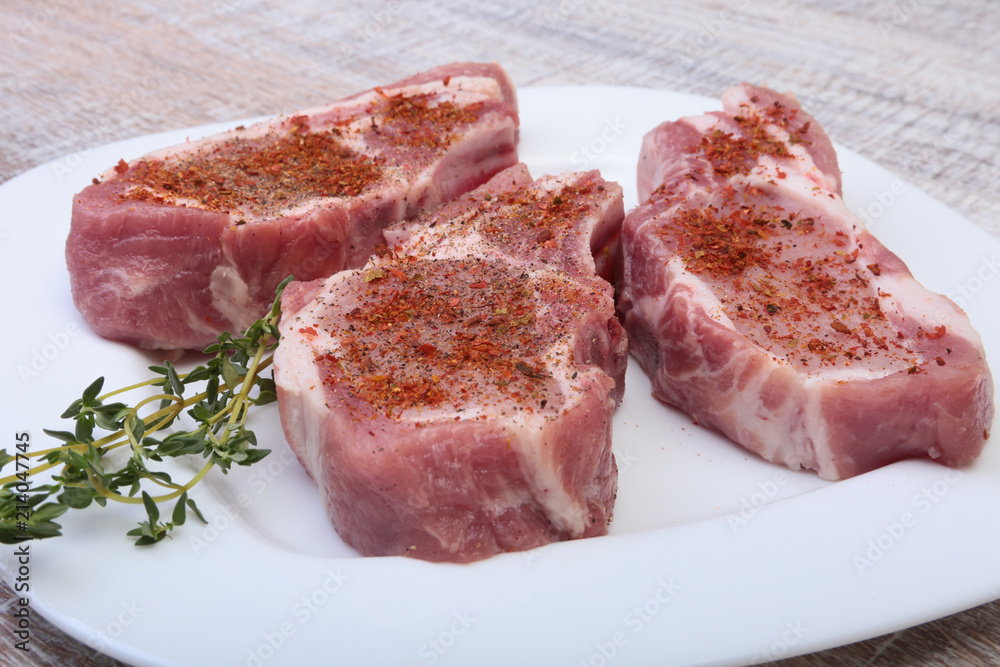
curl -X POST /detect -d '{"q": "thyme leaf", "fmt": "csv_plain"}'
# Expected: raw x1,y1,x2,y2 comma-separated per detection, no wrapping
0,276,293,546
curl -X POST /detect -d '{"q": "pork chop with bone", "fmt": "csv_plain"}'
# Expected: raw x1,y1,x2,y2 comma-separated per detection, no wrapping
618,84,993,480
275,164,627,562
67,62,519,350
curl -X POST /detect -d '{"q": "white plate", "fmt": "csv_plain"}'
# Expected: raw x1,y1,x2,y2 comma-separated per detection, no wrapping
2,86,999,667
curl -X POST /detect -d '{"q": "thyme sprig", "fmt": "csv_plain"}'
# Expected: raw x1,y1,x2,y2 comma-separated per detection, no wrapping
0,277,292,546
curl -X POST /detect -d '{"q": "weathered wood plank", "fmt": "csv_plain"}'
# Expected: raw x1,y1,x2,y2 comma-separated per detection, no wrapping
1,1,997,665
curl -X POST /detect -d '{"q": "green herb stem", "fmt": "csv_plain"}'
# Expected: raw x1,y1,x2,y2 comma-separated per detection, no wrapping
0,275,292,545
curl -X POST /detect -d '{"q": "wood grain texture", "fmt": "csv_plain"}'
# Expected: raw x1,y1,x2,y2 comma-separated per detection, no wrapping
1,1,998,665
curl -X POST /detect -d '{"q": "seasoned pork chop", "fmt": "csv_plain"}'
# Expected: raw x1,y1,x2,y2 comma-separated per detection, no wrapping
274,164,627,561
67,62,519,350
618,84,993,480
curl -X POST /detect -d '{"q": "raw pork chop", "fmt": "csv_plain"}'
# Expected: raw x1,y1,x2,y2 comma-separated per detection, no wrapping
67,62,519,350
618,84,993,480
274,164,627,561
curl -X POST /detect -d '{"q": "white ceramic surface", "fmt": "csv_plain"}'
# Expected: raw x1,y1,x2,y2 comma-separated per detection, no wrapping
1,86,998,667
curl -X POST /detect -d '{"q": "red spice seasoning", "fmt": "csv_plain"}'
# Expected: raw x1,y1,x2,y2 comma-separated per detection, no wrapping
666,204,774,276
116,92,488,217
363,91,487,151
476,177,606,272
656,100,928,373
118,119,383,216
311,257,590,419
694,101,809,177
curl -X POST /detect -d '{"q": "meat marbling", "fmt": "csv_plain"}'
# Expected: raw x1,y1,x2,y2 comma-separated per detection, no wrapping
67,62,519,350
274,164,627,561
618,83,993,480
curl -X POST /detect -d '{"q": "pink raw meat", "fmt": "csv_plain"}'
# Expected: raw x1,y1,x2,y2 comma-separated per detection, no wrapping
67,62,519,350
274,164,627,561
618,83,993,480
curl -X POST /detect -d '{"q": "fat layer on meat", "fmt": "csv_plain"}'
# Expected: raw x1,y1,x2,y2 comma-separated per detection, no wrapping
275,164,627,562
618,83,993,480
67,62,519,350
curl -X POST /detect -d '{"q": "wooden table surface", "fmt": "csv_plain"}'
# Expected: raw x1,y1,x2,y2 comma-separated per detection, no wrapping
1,1,998,665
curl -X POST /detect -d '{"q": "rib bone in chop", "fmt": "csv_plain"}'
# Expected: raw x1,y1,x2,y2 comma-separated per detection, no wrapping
617,84,993,480
274,164,627,561
67,62,519,350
